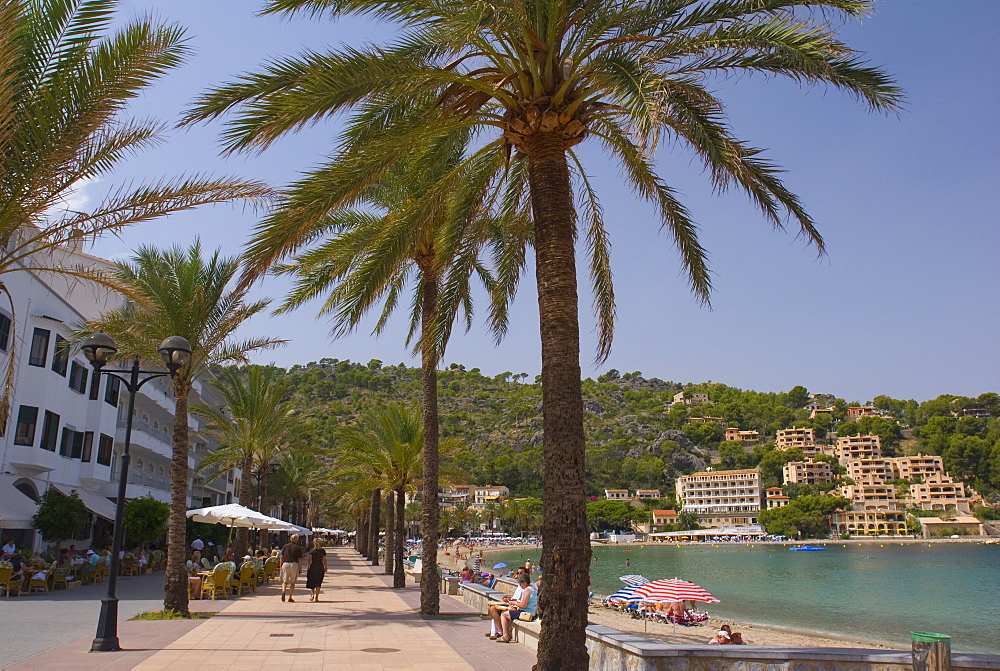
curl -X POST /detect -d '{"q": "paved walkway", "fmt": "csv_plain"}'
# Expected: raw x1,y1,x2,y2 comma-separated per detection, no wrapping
8,547,537,670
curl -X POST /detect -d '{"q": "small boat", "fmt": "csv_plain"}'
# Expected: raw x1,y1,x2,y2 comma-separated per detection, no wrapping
789,546,827,551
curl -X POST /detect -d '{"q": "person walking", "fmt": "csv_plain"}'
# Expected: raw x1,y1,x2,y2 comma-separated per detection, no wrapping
305,538,327,602
280,533,303,602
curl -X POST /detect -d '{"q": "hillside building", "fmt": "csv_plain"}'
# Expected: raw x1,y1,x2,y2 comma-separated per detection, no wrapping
782,460,834,485
675,468,761,529
724,428,760,443
835,434,882,463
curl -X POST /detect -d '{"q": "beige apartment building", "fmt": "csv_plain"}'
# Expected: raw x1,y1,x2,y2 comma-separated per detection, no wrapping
604,489,630,500
675,468,762,528
831,508,907,536
782,459,834,485
892,454,946,480
907,474,972,512
765,487,790,509
635,489,661,499
835,434,882,463
725,428,760,443
845,458,894,485
775,427,819,455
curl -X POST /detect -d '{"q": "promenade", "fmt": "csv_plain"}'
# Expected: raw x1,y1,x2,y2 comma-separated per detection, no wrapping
6,546,537,670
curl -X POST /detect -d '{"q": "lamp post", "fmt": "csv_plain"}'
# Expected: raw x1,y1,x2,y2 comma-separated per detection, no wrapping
81,332,191,653
254,458,280,548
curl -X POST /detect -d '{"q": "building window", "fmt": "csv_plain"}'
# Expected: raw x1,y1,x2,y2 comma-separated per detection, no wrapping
14,405,38,445
97,434,113,466
59,427,73,457
51,335,69,376
0,312,10,352
68,361,88,394
104,375,121,406
81,432,94,463
40,410,60,452
28,328,50,367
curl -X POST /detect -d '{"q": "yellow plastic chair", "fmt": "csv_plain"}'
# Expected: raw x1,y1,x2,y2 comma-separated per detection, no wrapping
237,563,256,594
27,571,49,594
263,558,279,582
50,566,71,590
121,556,138,576
0,566,16,596
202,565,231,600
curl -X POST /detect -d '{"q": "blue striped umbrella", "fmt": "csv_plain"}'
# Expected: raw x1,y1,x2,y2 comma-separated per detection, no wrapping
604,584,643,603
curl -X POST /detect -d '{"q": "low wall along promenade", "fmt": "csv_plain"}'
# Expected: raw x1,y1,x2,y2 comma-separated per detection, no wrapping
457,582,1000,671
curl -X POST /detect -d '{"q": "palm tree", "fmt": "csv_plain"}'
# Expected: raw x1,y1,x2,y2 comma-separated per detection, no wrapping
248,133,525,613
184,1,901,663
191,366,301,556
0,0,269,423
81,241,284,614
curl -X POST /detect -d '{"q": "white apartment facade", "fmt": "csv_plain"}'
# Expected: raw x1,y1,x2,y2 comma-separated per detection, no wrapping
675,468,762,528
0,246,237,552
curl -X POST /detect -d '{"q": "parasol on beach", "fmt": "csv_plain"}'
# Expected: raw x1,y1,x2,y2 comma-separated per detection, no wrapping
633,578,719,603
604,584,644,603
492,562,509,569
619,574,649,586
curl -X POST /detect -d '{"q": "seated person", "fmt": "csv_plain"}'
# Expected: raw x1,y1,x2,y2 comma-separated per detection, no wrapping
459,566,474,582
708,626,732,645
497,574,538,642
730,632,745,644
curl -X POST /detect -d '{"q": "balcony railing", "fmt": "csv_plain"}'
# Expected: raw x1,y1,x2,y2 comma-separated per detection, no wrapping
111,469,169,491
118,416,172,444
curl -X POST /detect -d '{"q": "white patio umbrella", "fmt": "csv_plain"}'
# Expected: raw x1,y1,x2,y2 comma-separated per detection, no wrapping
186,503,279,528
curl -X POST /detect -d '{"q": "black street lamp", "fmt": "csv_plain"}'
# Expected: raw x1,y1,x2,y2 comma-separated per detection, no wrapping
80,332,191,653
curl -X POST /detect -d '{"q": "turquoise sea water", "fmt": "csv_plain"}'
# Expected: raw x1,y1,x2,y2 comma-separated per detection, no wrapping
487,542,999,654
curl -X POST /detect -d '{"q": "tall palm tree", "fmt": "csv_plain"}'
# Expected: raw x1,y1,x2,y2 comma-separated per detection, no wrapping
249,133,526,613
191,365,301,556
185,1,901,663
81,241,284,614
0,0,269,423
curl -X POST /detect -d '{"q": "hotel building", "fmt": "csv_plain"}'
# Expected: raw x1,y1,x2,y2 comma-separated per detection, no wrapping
0,245,237,552
675,468,762,528
782,459,834,485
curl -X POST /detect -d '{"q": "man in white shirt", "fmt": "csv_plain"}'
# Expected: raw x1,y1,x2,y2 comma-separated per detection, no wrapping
1,539,15,558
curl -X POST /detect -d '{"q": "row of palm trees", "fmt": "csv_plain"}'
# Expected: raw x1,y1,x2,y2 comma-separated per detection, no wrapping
3,1,899,666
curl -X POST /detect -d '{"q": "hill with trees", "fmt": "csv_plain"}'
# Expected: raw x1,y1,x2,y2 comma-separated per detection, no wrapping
272,359,1000,505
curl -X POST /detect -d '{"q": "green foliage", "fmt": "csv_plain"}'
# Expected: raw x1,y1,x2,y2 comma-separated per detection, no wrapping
123,496,169,546
33,490,90,546
974,506,1000,520
758,495,849,538
130,610,214,620
586,500,639,531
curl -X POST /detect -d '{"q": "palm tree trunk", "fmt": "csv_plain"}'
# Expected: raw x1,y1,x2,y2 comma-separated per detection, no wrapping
394,484,405,588
369,488,381,566
383,489,395,575
419,272,441,615
164,389,191,615
356,513,368,556
235,456,253,557
526,135,591,669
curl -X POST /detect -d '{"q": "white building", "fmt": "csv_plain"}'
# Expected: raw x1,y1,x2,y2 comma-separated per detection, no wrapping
0,246,237,552
675,468,762,529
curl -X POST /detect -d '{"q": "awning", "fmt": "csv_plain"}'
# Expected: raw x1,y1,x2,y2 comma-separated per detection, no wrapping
0,482,38,529
52,484,117,521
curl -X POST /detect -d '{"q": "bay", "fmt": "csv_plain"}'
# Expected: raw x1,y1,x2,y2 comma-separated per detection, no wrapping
487,542,999,654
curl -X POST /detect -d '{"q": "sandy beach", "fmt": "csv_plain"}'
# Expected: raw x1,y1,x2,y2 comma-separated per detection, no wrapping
436,542,908,650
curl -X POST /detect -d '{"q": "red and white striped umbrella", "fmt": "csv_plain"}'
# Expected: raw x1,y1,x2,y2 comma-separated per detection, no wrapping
633,578,719,603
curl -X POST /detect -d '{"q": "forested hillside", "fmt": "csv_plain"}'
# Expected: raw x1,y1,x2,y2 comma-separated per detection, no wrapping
275,359,1000,501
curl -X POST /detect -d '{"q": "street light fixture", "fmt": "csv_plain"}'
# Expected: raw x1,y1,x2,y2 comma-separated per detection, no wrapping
80,332,191,653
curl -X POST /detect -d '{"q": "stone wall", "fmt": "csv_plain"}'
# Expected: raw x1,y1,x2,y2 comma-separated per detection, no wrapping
459,583,1000,671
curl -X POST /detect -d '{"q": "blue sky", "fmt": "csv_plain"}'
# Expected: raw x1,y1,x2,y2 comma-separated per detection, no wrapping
91,1,999,404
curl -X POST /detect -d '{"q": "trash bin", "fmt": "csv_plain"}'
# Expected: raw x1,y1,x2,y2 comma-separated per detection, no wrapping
912,632,951,671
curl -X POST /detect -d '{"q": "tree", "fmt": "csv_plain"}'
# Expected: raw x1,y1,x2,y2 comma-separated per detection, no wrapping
758,495,849,538
246,131,524,614
0,0,269,423
33,489,91,550
81,242,284,614
675,511,701,532
193,366,302,555
123,496,169,548
186,2,900,663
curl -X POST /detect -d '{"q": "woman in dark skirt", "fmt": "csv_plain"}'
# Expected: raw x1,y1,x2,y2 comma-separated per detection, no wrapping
305,538,327,602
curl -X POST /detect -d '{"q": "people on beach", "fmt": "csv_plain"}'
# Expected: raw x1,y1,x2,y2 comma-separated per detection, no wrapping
306,537,327,602
497,574,538,642
280,533,304,602
709,625,732,644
